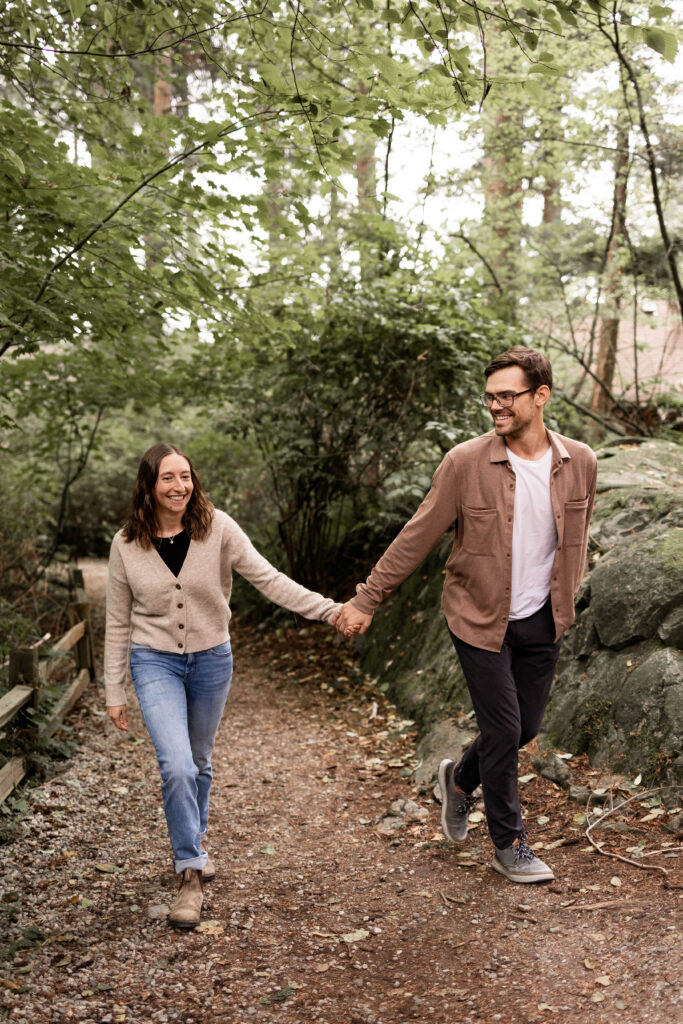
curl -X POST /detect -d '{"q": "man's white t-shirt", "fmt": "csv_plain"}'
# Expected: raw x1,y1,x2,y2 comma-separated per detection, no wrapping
507,445,558,621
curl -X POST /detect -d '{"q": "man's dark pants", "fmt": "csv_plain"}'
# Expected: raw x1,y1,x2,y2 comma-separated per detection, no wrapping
449,599,561,850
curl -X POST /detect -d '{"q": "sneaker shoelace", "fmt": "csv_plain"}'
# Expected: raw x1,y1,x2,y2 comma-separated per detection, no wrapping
456,794,476,817
513,836,536,864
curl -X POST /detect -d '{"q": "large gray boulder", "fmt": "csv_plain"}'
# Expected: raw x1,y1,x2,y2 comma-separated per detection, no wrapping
545,438,683,782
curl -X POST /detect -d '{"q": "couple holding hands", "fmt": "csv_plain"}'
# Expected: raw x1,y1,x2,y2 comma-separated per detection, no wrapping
105,347,596,929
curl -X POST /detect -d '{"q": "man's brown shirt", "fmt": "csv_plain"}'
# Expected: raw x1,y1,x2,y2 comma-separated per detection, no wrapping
353,429,598,652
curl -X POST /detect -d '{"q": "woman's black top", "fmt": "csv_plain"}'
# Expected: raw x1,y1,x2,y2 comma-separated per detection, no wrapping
153,529,190,577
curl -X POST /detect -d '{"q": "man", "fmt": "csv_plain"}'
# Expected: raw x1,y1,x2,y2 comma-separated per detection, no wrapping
334,348,597,884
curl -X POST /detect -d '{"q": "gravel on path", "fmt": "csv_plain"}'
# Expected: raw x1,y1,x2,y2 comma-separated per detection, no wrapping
0,559,680,1024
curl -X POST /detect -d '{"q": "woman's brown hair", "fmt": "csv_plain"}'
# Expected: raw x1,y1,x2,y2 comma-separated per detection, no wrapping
122,443,214,548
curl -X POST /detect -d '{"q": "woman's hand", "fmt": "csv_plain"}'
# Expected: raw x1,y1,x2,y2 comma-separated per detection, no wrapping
107,705,129,731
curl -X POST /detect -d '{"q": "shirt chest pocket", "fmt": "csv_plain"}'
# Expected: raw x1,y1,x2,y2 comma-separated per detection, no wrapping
564,498,589,547
462,506,497,556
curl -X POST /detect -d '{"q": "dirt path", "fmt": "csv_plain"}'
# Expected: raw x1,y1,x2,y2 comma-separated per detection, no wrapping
1,561,680,1024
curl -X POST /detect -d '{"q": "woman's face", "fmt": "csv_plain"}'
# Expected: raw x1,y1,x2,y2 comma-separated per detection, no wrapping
153,453,193,517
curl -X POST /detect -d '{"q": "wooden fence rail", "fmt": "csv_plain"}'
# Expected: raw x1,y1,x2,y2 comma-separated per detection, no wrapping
0,566,95,804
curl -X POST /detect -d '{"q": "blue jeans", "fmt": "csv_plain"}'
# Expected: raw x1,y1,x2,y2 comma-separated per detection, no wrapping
130,641,233,873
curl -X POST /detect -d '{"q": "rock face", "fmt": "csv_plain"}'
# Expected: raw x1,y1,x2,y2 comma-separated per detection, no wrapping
545,438,683,782
360,438,683,784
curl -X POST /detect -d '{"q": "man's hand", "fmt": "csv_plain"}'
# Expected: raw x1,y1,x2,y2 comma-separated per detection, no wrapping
107,705,129,731
333,601,373,638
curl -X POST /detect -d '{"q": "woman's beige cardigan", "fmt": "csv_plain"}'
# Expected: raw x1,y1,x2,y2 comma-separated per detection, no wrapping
104,509,341,706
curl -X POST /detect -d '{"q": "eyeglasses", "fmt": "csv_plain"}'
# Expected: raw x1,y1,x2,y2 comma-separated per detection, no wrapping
479,387,536,408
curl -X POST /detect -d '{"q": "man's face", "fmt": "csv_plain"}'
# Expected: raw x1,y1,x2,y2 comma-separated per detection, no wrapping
485,366,540,439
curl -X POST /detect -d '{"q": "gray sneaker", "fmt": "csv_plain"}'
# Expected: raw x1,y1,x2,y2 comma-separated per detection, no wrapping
438,759,474,842
493,835,554,883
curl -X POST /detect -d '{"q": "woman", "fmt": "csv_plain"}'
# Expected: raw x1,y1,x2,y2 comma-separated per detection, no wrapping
105,443,341,929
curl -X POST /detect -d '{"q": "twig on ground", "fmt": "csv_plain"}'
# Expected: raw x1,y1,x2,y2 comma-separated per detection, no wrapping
567,898,640,912
585,788,670,880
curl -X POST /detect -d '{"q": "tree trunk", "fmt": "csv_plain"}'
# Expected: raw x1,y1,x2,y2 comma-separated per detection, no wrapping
591,124,629,414
481,104,524,321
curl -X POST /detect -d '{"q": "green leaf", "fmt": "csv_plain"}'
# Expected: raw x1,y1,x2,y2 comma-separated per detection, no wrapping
644,27,678,61
528,64,562,76
69,0,87,19
1,148,25,174
374,53,402,85
557,5,578,26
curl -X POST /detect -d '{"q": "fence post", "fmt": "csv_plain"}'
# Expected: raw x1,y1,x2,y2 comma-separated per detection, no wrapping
68,566,85,593
68,565,94,679
9,648,41,709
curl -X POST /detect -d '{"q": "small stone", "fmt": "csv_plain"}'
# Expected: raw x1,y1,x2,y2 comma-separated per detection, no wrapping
569,785,591,805
530,753,570,787
377,816,405,837
399,800,429,822
146,904,169,920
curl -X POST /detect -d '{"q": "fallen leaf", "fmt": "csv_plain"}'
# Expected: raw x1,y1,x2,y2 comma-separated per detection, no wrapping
341,929,370,944
315,964,330,973
590,992,605,1003
94,863,118,874
260,845,276,855
518,774,536,784
196,920,225,935
583,958,597,970
536,815,550,825
260,985,294,1005
595,975,611,986
467,810,485,823
610,876,622,888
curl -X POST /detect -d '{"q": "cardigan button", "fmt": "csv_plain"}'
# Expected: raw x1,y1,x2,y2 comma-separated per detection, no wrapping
178,643,183,649
178,623,184,629
177,603,183,609
175,583,181,590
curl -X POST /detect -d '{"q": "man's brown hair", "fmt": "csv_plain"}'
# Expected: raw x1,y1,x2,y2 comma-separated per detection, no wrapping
484,347,553,391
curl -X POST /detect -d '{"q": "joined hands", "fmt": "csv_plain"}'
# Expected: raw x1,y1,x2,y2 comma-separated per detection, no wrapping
333,600,373,639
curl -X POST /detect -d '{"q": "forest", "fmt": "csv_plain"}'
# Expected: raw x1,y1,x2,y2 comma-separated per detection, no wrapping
1,0,682,649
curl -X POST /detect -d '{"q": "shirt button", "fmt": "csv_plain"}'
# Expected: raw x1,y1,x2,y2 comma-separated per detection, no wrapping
178,623,184,630
177,603,183,609
175,583,181,590
506,552,511,558
178,643,183,649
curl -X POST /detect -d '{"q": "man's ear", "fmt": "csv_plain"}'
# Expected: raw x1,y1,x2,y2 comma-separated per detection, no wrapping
536,385,551,407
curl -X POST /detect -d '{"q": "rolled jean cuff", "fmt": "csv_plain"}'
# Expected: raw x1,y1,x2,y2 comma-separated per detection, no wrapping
174,851,208,874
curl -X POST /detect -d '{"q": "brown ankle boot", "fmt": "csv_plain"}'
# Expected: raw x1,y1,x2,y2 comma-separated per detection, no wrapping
168,868,203,930
201,838,215,882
